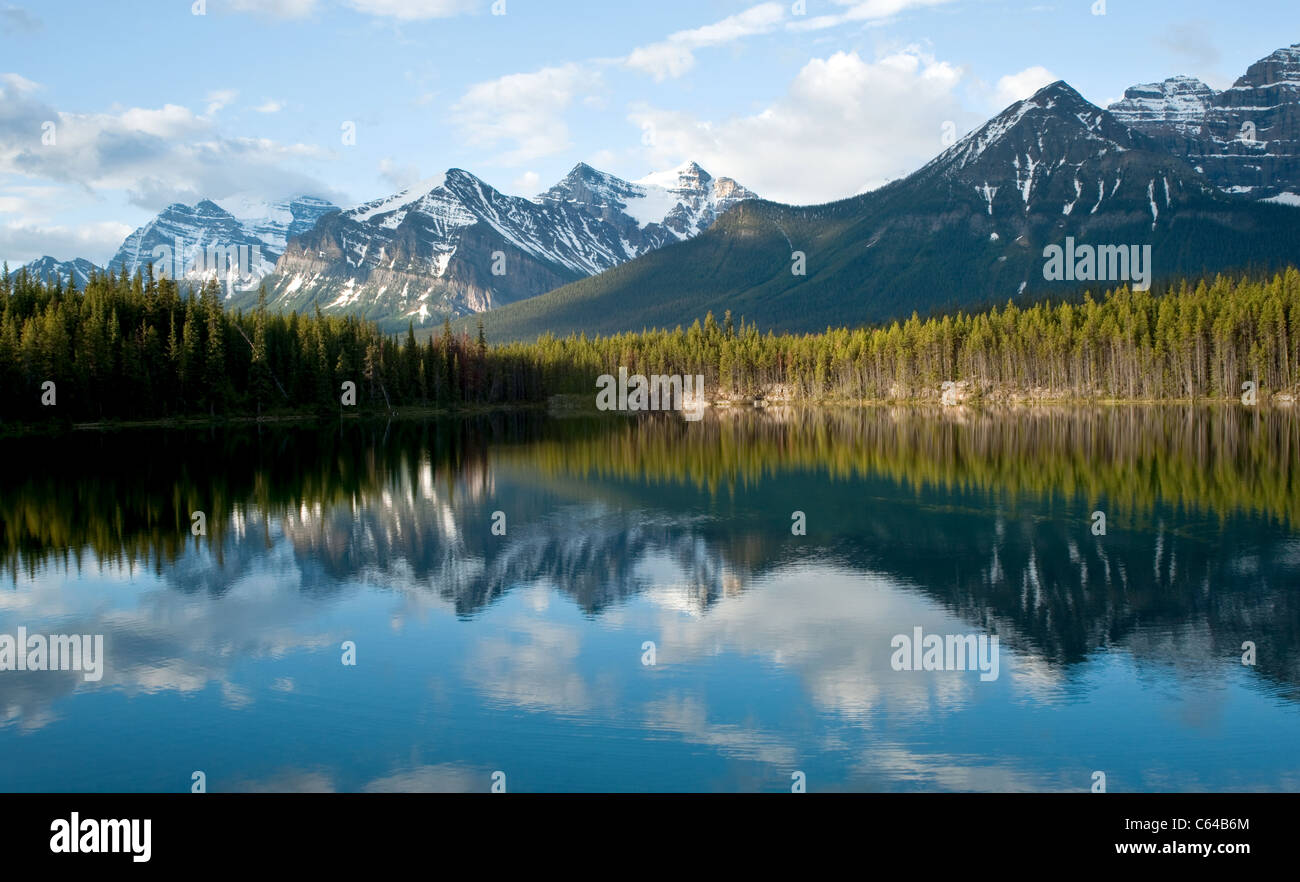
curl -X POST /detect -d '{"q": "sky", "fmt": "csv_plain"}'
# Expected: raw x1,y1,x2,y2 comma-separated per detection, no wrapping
0,0,1296,267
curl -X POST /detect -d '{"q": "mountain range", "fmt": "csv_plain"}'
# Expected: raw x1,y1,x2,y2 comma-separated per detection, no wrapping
1107,44,1300,202
21,255,99,289
17,41,1300,339
259,161,753,327
19,162,755,331
108,196,340,284
468,77,1300,339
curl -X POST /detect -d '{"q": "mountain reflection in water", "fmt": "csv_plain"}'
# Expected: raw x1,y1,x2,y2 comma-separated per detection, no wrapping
1,406,1298,792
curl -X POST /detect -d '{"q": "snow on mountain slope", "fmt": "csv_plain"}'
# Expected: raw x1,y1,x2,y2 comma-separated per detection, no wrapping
262,162,757,329
540,160,755,238
469,80,1300,342
632,161,756,235
108,196,338,292
913,80,1213,225
20,256,99,288
1108,76,1218,136
235,196,339,255
1108,43,1300,200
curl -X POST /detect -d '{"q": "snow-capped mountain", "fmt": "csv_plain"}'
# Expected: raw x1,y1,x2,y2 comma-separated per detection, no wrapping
24,43,1300,338
1108,76,1218,136
914,80,1220,222
20,256,99,288
1109,44,1300,202
469,80,1300,340
539,161,755,240
109,196,338,286
231,196,340,256
260,162,756,328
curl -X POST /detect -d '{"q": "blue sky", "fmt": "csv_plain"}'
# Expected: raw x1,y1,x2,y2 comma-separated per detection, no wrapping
1,0,1296,266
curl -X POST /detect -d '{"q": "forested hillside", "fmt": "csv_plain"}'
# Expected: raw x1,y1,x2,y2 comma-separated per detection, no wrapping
524,269,1300,402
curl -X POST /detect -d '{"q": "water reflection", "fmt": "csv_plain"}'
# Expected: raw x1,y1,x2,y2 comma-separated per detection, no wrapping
1,406,1298,791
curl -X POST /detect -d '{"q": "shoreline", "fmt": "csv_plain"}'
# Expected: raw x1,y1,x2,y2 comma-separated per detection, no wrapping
0,395,1293,438
0,402,549,437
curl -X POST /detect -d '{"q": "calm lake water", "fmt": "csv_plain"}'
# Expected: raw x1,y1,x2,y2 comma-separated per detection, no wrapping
2,406,1299,793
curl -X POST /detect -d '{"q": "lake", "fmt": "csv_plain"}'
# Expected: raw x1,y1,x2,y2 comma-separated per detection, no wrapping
2,405,1298,792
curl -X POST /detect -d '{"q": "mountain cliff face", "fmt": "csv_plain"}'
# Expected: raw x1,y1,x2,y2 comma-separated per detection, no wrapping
259,162,756,329
1109,44,1300,201
468,81,1300,340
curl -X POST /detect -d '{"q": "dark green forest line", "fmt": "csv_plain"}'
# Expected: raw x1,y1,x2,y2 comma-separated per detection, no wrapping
1,264,1298,423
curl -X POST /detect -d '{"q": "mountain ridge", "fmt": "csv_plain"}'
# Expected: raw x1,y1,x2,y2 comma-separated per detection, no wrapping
254,160,756,329
1108,43,1300,200
461,78,1300,340
16,42,1300,337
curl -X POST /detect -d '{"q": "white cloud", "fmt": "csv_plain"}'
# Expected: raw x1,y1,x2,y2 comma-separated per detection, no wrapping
623,0,959,80
0,218,134,266
253,99,284,114
626,3,786,81
378,157,422,192
588,149,617,169
362,763,482,793
993,66,1056,109
0,182,62,220
631,48,976,204
451,64,598,165
204,89,238,116
511,170,540,194
344,0,477,19
0,72,39,94
230,0,320,17
625,43,698,82
789,0,956,31
0,76,337,212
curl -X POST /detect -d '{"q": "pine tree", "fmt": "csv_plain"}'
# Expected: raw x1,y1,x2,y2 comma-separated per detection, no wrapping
250,287,273,415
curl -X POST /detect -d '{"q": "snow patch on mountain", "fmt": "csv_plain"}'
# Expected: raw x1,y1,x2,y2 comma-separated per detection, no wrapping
349,175,449,225
1108,44,1300,201
1108,76,1217,136
20,256,99,287
108,195,338,287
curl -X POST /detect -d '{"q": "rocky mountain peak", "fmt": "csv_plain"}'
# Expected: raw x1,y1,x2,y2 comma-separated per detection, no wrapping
108,194,336,283
1234,43,1300,90
263,161,759,328
636,160,713,192
1109,76,1217,134
21,256,98,287
1109,43,1300,200
926,80,1139,181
